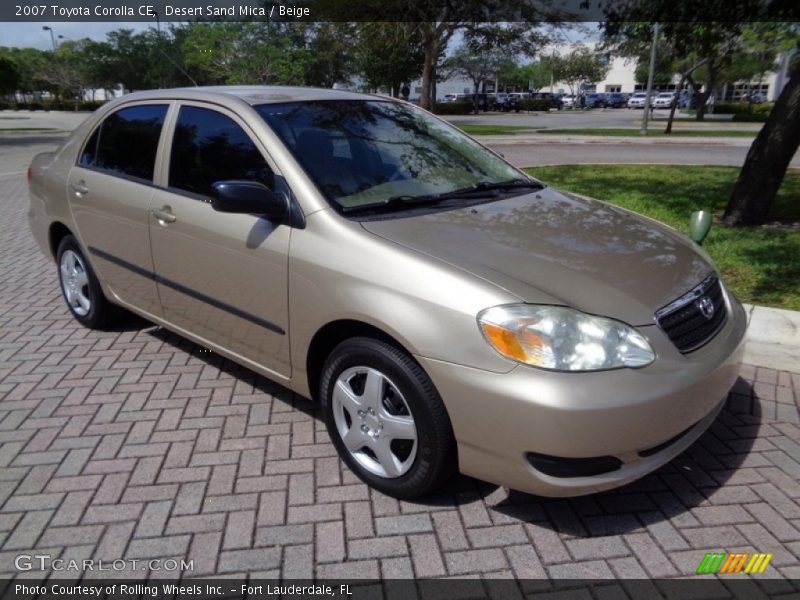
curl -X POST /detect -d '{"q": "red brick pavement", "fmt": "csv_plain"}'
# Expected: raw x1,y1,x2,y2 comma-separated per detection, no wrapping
1,174,799,582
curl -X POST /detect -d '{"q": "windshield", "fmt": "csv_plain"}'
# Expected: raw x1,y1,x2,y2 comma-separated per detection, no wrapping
256,100,524,211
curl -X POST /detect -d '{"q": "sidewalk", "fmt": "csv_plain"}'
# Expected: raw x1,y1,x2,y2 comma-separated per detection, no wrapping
744,304,800,372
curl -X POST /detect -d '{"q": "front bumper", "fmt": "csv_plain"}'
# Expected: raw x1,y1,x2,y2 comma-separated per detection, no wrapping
418,294,747,497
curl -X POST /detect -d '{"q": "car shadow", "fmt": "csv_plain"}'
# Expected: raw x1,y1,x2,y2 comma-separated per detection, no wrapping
142,324,758,532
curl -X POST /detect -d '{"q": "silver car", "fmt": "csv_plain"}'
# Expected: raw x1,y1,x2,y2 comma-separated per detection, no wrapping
28,86,747,498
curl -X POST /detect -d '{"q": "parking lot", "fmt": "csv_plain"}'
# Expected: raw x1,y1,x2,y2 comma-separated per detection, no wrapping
0,127,799,586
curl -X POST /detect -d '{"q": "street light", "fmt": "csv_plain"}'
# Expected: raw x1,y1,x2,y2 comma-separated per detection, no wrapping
42,26,57,50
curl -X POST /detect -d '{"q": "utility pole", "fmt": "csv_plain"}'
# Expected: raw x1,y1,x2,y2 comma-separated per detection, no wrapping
640,22,659,135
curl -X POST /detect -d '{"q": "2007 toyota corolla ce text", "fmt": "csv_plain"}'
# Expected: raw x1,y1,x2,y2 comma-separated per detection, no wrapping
28,86,747,498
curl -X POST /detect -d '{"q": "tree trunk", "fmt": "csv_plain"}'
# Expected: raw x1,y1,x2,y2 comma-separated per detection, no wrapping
695,63,718,121
419,29,437,111
666,58,711,134
723,70,800,226
664,74,687,134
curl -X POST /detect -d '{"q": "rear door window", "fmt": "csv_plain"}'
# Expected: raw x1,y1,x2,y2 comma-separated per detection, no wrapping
79,104,168,182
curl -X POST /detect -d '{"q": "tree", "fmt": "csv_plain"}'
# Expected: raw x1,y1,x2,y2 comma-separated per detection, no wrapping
408,5,552,109
0,54,20,98
2,47,51,101
723,25,800,226
513,59,557,92
603,8,748,120
303,23,357,88
446,42,512,111
552,45,610,97
355,23,423,97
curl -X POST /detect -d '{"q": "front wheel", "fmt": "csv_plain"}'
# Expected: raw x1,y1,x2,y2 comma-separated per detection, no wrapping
320,337,456,499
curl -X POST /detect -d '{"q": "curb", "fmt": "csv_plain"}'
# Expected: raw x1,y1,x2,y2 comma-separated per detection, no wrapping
743,304,800,372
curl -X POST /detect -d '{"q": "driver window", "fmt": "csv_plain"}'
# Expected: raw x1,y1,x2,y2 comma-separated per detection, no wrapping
169,105,274,196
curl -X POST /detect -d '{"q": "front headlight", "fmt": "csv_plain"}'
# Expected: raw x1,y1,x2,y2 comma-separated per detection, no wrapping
477,304,655,371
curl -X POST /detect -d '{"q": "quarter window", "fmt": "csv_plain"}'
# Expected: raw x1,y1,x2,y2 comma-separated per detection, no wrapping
79,104,168,182
169,106,274,196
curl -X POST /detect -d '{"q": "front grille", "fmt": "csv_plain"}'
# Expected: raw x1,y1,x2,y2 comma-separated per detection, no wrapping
655,274,727,353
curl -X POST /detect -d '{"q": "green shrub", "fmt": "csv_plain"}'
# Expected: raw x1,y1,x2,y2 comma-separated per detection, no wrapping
78,100,105,111
434,101,474,115
713,101,773,117
518,98,553,112
731,113,770,122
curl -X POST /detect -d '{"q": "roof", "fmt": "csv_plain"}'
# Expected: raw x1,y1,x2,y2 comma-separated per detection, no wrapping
125,85,377,106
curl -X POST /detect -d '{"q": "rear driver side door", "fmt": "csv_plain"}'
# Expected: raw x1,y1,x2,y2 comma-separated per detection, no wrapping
149,103,291,379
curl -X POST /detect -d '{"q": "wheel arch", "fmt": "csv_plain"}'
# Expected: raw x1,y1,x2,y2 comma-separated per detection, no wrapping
48,221,74,258
305,319,416,402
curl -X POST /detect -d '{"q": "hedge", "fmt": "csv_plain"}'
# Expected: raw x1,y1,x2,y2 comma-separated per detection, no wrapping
433,101,474,115
0,100,107,112
706,102,771,123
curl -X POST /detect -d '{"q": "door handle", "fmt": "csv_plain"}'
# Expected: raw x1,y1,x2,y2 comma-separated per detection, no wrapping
69,182,88,195
151,206,177,224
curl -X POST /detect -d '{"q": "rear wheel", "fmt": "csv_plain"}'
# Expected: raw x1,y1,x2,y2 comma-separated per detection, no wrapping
56,235,118,329
320,337,456,499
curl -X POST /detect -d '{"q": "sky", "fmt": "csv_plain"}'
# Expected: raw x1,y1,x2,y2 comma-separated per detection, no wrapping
1,22,153,49
0,21,598,51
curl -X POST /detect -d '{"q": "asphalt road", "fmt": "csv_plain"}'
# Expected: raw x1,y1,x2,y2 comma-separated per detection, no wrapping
491,141,793,168
446,108,764,131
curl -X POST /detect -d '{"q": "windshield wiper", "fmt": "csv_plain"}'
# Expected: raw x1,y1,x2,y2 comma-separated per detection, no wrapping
341,178,544,215
469,178,545,193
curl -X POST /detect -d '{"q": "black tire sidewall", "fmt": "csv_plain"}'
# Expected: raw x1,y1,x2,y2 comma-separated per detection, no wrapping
320,337,454,499
56,236,109,328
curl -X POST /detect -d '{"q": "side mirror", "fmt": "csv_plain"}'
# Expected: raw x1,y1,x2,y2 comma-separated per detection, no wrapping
210,180,288,221
689,210,712,245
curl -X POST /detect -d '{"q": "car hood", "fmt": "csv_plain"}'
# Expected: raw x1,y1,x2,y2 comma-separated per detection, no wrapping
360,187,713,326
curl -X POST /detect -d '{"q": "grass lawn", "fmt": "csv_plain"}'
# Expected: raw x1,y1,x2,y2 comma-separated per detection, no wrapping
524,165,800,311
456,124,536,136
534,128,758,138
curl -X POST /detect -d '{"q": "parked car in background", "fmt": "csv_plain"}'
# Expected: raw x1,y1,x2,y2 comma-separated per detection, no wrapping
492,92,510,107
493,93,520,112
584,93,606,108
604,92,628,108
627,92,650,108
560,94,576,109
531,92,562,110
740,92,767,104
28,85,747,500
653,92,677,109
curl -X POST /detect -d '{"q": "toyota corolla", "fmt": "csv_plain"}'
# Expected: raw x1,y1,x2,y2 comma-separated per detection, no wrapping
28,86,747,498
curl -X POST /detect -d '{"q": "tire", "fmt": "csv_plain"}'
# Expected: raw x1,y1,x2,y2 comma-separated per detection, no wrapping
320,337,456,499
56,235,118,329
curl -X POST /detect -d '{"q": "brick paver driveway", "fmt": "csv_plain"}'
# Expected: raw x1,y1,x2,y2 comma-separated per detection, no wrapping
1,172,799,582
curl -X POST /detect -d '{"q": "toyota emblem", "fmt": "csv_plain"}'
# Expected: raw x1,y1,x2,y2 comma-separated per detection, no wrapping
696,296,715,319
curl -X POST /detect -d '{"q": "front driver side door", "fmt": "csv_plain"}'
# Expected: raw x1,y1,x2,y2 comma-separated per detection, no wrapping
149,103,291,379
